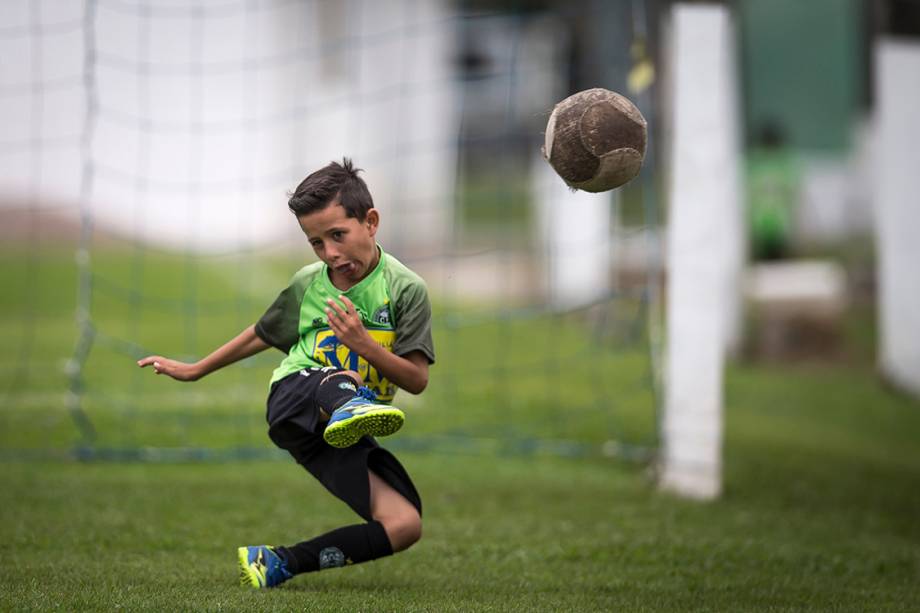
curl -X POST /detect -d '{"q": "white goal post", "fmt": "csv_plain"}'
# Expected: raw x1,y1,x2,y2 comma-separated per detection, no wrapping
660,2,743,500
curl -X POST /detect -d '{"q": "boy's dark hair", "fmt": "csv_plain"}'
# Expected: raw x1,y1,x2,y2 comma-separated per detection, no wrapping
288,158,374,220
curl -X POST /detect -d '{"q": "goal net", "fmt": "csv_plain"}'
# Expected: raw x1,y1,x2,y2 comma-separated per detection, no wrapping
0,0,662,462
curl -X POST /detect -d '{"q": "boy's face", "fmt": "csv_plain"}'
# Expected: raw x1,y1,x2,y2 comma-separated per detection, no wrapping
298,203,380,288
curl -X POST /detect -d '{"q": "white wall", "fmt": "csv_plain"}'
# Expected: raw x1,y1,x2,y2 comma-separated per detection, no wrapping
533,151,614,310
0,0,85,207
875,38,920,398
0,0,456,254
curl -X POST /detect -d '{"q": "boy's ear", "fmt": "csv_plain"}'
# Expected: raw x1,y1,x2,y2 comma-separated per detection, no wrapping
365,209,379,236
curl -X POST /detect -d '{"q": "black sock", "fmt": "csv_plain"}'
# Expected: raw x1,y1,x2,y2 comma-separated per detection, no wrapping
315,373,360,416
277,520,393,574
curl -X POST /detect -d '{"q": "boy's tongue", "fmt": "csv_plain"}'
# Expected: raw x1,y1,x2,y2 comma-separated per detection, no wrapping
336,262,356,276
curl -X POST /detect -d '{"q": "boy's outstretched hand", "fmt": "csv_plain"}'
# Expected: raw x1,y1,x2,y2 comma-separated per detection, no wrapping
137,356,201,381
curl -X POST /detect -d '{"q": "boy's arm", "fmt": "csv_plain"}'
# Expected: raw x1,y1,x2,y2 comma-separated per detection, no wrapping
137,324,270,382
358,345,430,395
325,297,430,394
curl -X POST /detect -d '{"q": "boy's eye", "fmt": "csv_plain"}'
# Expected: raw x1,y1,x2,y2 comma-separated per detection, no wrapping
310,240,322,249
332,231,344,240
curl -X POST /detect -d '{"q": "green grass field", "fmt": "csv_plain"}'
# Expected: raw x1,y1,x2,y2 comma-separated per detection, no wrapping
2,244,919,610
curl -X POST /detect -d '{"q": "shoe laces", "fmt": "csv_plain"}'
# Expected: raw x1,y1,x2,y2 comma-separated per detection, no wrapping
356,385,378,402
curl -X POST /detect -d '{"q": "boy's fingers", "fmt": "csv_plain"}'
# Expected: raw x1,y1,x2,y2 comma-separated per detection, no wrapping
326,299,347,317
339,295,356,312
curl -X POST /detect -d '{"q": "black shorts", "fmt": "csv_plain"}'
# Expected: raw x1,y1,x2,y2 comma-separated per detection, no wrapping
265,367,422,521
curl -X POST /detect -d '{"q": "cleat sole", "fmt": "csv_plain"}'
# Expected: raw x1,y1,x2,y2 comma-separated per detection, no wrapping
323,408,405,448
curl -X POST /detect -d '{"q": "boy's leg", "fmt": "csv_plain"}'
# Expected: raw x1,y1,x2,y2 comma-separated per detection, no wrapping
240,371,421,588
273,470,421,574
313,369,363,418
319,372,405,448
368,469,422,552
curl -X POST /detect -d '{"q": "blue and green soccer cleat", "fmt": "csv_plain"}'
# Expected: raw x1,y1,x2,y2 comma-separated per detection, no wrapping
323,387,405,448
237,545,293,588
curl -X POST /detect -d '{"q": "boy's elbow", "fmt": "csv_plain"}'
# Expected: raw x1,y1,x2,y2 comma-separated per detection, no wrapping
409,374,428,395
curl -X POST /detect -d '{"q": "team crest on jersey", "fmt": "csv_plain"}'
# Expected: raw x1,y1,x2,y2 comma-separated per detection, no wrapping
372,304,392,326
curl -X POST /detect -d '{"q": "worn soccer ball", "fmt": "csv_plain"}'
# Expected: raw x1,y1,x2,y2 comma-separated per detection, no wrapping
542,88,647,192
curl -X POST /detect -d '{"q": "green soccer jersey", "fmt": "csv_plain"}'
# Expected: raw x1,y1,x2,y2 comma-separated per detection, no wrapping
254,246,435,403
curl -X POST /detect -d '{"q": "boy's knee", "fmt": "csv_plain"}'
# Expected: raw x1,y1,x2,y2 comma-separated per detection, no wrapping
378,508,422,552
321,370,363,386
316,370,364,419
400,511,422,547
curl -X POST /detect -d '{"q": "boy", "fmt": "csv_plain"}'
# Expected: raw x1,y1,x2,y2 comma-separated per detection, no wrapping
138,159,434,588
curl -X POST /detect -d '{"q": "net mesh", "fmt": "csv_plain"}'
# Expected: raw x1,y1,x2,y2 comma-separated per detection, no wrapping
0,0,662,462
